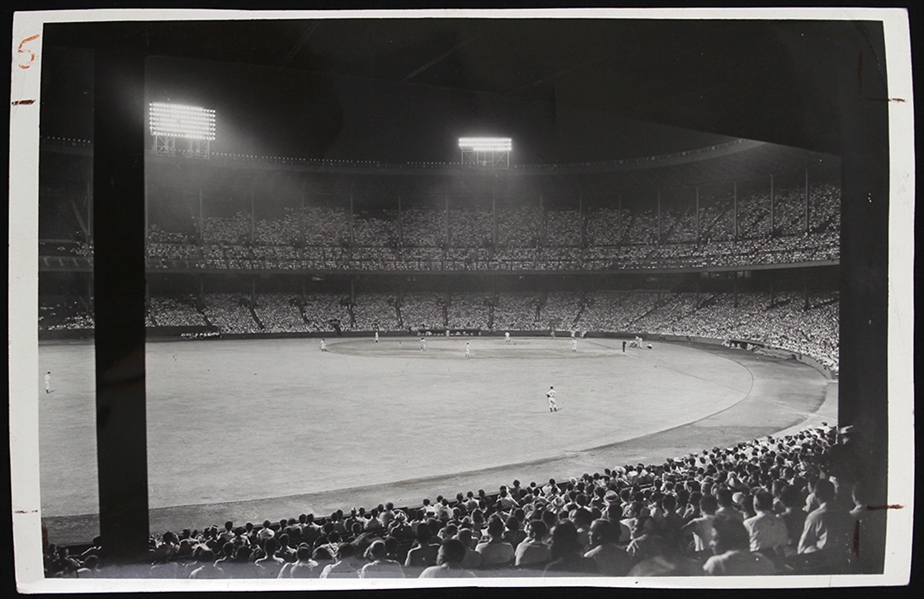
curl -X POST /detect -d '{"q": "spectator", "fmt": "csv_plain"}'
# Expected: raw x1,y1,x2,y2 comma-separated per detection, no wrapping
542,520,597,576
359,540,405,578
254,537,285,578
796,478,855,572
703,517,776,576
319,543,365,579
419,539,478,579
279,544,320,578
744,490,789,560
583,519,632,576
514,519,550,569
404,522,440,573
475,516,515,567
188,548,226,579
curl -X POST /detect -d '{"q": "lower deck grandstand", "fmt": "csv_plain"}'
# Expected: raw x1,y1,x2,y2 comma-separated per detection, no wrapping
42,288,840,374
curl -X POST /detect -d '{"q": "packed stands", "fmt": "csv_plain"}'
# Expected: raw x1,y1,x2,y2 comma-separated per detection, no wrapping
122,180,842,272
124,289,840,373
44,423,863,578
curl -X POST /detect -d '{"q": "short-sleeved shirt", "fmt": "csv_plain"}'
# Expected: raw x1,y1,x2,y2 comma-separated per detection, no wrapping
744,511,789,552
515,539,550,567
475,540,515,566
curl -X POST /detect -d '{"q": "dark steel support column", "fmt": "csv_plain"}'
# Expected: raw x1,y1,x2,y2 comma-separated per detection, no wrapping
93,35,149,563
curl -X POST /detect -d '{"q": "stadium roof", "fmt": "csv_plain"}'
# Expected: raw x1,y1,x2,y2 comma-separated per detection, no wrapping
41,17,879,164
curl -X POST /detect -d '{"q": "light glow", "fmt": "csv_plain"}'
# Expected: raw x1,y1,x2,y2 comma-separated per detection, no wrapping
149,103,216,140
458,137,512,152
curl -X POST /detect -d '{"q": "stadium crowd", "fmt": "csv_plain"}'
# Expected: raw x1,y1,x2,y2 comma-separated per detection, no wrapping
128,289,839,372
128,183,840,272
44,423,868,579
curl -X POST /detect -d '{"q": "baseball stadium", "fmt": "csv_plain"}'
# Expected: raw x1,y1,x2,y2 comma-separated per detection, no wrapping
29,16,893,581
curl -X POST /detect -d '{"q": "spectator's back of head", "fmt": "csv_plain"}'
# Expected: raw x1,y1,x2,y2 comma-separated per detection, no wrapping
711,516,750,554
438,538,466,566
700,494,719,515
814,478,836,503
336,543,355,560
753,490,774,512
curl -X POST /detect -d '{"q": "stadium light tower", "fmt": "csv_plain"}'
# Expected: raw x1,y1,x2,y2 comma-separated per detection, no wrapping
459,137,512,167
149,102,216,158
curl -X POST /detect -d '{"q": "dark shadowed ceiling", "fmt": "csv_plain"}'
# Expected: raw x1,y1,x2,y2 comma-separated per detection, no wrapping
42,16,888,163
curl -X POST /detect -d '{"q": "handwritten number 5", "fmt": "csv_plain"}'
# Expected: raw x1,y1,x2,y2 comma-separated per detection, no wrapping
17,34,40,69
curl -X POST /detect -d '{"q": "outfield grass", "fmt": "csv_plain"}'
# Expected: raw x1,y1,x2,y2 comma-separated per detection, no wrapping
37,335,833,543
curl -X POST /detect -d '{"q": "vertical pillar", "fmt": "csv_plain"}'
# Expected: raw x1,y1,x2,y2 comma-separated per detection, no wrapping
93,33,149,562
250,188,255,242
143,183,149,242
87,179,94,245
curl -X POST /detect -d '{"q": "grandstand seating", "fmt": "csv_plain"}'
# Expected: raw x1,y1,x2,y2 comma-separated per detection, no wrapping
45,423,859,578
126,181,841,272
114,290,840,373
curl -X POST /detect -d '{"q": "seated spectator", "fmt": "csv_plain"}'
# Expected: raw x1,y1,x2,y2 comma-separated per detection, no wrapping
188,548,226,579
703,516,776,576
212,541,237,572
626,515,669,563
455,529,482,569
419,539,478,579
276,533,297,563
514,519,550,569
542,520,597,577
404,522,440,573
777,485,807,551
475,516,515,567
319,543,365,579
257,520,275,541
744,490,789,560
310,546,334,572
502,516,527,549
795,478,856,572
359,540,405,578
715,488,745,522
603,502,631,544
279,544,320,578
682,494,719,557
254,537,285,578
570,507,594,552
584,519,632,576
